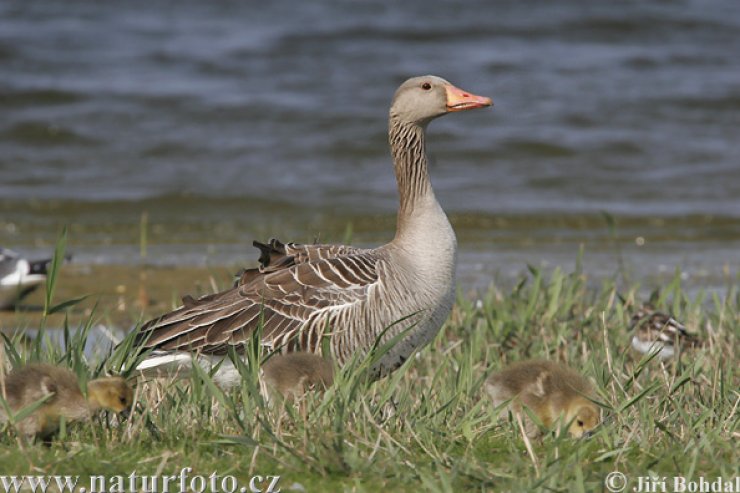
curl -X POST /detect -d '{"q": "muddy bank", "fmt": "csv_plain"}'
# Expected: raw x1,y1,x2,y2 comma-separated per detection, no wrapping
0,263,239,332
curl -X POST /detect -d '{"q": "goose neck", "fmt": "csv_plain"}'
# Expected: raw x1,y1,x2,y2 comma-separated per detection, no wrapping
389,118,438,238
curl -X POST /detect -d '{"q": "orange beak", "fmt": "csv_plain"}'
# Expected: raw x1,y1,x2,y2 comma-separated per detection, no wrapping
445,84,493,112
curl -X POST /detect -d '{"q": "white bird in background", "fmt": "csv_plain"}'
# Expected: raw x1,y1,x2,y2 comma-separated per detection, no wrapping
629,306,700,360
0,248,52,309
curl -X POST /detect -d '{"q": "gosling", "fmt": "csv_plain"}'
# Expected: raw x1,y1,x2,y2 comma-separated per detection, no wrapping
0,363,133,439
485,359,600,438
261,352,334,401
629,306,700,360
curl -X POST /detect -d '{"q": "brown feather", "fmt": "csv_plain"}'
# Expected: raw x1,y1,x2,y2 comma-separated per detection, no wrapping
134,245,379,356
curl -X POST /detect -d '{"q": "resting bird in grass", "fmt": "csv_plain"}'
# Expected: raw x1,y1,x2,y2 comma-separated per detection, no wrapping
485,359,600,438
129,75,492,387
261,352,334,401
0,248,52,310
0,364,133,440
629,306,700,360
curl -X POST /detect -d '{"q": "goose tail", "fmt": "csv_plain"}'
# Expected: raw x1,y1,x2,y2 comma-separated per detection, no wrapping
135,352,196,378
134,351,242,388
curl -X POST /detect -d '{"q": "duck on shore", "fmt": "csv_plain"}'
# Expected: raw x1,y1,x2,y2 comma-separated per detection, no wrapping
485,359,600,438
0,363,133,440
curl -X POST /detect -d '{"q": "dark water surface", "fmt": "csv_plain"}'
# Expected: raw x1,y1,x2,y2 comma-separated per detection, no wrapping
1,0,739,292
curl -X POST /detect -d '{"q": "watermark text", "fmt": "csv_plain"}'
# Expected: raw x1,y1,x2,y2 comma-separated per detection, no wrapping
0,468,281,493
605,472,739,493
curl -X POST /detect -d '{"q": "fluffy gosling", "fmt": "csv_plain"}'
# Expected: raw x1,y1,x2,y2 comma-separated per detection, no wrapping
0,364,133,439
630,306,700,360
261,352,333,401
485,359,600,438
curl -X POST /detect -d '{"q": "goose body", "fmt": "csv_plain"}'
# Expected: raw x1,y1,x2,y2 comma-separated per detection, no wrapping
0,248,51,309
132,76,491,387
0,364,133,439
485,360,600,438
629,307,699,360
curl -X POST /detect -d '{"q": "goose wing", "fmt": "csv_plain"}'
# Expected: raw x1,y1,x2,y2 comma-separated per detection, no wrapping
235,238,365,286
135,250,380,355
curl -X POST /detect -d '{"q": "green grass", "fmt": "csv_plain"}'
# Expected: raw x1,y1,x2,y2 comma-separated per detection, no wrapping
0,261,738,493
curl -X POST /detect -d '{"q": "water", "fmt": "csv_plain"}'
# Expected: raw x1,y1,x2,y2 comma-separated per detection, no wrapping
1,0,739,292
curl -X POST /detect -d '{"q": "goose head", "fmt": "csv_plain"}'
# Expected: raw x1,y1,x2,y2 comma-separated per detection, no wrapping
86,376,134,413
390,75,492,126
566,398,600,438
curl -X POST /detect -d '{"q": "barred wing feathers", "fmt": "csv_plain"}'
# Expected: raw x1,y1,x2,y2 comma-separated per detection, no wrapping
135,249,381,355
236,238,366,286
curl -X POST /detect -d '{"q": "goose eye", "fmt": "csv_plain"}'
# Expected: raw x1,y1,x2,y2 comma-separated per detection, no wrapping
421,82,432,91
120,396,128,405
577,420,585,427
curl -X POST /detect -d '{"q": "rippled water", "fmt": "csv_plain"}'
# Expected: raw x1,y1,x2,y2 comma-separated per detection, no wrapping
1,0,739,290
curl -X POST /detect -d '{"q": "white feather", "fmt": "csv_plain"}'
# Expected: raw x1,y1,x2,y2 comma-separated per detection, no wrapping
631,335,675,360
0,259,47,309
136,352,264,388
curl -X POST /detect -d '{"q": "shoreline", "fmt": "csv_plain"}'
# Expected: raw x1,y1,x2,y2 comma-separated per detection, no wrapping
0,263,235,331
1,258,736,333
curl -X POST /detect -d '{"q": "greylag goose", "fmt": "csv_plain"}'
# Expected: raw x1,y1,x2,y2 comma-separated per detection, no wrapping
261,352,334,401
0,248,52,309
629,306,700,360
485,360,600,438
0,364,133,440
132,75,492,387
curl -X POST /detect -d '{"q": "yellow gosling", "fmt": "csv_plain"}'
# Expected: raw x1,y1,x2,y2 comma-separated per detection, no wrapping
0,363,133,440
86,376,134,413
261,352,334,401
485,359,600,438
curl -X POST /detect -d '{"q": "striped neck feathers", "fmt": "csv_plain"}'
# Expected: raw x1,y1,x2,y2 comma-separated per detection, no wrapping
389,117,438,235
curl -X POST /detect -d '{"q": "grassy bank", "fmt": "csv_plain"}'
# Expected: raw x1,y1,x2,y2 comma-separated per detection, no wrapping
0,262,738,492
